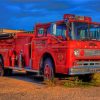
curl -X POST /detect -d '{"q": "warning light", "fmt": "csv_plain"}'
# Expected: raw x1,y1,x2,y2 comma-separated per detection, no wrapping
63,14,92,22
63,14,75,19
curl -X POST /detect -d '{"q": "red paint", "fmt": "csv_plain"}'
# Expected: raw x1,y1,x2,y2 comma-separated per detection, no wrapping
0,14,100,76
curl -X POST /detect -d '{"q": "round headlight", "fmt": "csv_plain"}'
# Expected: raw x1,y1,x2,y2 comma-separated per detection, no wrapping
74,50,80,56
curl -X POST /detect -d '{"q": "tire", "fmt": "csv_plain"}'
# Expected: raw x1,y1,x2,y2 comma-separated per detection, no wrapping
26,71,34,75
0,56,12,76
0,57,4,76
4,69,12,76
43,58,54,81
78,74,94,82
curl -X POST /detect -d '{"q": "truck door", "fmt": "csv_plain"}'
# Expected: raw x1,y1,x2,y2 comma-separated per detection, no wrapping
32,26,47,70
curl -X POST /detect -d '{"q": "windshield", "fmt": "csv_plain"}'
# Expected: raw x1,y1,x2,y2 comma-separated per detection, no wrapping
71,22,100,40
48,22,100,41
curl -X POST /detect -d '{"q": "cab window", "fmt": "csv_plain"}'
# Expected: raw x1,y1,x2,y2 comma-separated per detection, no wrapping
47,23,67,40
56,24,66,38
38,28,44,37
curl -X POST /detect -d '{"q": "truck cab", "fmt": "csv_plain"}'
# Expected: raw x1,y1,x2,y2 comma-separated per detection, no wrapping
33,14,100,79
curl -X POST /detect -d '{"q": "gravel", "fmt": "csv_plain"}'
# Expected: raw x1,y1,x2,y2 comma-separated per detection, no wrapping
0,76,100,100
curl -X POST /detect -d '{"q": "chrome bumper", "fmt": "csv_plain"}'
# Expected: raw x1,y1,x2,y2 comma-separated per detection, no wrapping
69,66,100,75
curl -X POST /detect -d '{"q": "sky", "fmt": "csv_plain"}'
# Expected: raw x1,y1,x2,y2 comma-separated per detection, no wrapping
0,0,100,31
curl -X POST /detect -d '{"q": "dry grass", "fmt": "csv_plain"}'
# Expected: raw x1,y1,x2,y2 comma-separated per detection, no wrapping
0,77,100,100
92,73,100,86
64,74,100,87
43,73,100,88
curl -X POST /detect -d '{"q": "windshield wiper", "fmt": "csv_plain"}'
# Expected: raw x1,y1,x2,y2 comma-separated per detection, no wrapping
80,37,90,41
80,37,98,41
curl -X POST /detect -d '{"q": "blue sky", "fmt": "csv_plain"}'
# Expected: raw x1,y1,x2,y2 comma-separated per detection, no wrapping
0,0,100,31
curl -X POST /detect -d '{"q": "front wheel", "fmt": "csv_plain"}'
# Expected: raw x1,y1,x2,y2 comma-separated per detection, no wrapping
43,58,54,81
78,74,94,82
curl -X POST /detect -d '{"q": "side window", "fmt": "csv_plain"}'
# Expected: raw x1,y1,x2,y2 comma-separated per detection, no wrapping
56,25,66,39
47,23,66,36
38,28,44,37
47,23,56,35
47,23,68,40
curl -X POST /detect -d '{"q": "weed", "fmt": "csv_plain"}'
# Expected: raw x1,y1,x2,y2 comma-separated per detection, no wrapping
43,74,100,88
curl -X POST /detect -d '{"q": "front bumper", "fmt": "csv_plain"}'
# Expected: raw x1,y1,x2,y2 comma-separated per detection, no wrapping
69,66,100,75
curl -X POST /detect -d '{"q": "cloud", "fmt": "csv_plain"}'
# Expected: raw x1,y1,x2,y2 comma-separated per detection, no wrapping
0,0,100,30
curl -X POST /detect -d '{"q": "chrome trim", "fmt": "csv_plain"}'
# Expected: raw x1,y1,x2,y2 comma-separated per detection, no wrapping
5,66,39,73
84,50,100,56
69,66,100,75
76,61,100,66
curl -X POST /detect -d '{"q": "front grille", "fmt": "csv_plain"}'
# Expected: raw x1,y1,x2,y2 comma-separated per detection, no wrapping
76,61,100,66
84,50,100,56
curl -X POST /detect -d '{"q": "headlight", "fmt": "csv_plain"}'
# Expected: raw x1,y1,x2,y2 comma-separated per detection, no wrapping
74,50,80,56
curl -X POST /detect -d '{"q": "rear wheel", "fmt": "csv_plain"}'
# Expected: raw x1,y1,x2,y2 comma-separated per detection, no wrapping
0,57,4,76
0,56,12,76
4,69,12,76
43,58,54,81
0,63,4,76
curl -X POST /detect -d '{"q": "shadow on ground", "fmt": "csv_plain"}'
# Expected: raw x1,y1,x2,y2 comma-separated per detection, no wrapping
7,72,44,85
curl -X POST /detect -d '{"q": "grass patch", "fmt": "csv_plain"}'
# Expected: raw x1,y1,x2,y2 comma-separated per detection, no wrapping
64,74,100,88
64,80,96,88
43,74,100,88
92,73,100,86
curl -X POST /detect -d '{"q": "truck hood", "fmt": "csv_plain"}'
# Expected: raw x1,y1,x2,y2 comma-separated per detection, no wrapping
66,40,100,49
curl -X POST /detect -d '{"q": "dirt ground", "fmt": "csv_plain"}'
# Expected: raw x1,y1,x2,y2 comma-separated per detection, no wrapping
0,74,100,100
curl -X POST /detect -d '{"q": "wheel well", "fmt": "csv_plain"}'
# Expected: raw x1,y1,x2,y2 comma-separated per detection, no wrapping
40,53,55,74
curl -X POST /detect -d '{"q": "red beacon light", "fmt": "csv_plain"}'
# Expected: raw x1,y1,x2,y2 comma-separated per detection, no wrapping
63,14,92,23
84,16,92,22
63,14,75,20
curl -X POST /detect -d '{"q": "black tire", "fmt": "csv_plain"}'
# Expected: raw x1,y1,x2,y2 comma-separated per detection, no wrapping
4,69,12,76
43,58,54,81
26,71,34,75
0,57,4,76
0,56,12,76
78,74,94,82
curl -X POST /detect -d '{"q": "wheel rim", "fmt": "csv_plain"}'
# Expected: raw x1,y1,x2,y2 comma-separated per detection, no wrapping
44,64,53,80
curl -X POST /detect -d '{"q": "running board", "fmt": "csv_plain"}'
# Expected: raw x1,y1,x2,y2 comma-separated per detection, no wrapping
7,67,39,73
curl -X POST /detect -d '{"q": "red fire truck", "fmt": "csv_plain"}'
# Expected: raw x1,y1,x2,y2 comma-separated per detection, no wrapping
0,14,100,81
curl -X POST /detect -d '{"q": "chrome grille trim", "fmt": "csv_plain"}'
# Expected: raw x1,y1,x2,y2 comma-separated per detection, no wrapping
76,61,100,66
84,50,100,56
69,66,100,75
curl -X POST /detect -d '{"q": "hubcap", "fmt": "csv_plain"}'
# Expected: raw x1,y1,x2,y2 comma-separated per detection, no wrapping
44,64,52,80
